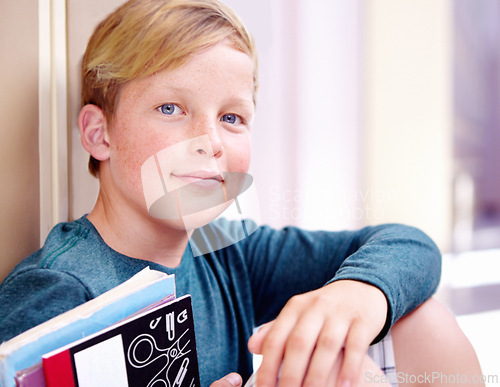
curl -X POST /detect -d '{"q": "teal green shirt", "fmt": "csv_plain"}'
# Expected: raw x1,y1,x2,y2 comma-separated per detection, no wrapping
0,216,441,385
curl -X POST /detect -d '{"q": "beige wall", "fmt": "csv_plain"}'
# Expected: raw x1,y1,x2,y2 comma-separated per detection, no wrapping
0,2,40,281
0,0,123,282
362,0,453,250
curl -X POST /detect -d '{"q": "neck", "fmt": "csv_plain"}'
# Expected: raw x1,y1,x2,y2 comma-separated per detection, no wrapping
87,189,192,268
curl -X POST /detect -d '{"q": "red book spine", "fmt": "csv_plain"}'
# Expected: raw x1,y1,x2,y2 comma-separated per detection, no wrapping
42,349,76,387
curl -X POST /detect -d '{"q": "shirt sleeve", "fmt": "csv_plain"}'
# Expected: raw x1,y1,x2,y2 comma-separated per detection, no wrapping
0,268,91,343
243,223,441,341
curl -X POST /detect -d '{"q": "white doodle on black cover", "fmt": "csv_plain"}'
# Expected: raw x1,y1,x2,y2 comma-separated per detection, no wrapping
150,316,162,329
127,329,192,387
177,309,188,324
166,311,175,341
173,358,189,386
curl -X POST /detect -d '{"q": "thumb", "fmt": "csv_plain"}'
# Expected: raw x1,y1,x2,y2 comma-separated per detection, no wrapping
210,373,243,387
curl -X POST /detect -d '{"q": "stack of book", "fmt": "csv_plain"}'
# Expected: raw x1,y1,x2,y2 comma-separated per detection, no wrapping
0,268,200,387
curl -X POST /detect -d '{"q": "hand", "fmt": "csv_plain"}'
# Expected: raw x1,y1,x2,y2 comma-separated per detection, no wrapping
247,280,388,387
210,373,243,387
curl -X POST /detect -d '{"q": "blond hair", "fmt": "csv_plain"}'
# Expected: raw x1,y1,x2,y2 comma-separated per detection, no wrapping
81,0,258,176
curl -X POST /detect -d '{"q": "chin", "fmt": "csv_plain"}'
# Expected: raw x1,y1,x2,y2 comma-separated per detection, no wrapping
179,200,233,231
152,199,232,232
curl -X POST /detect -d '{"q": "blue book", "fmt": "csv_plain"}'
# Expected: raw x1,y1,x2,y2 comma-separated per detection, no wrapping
0,268,175,387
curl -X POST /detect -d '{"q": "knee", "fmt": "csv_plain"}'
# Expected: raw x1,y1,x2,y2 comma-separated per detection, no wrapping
391,298,484,386
395,298,461,345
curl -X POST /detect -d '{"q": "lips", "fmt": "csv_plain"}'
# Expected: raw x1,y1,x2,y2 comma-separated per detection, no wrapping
171,170,224,188
146,171,253,220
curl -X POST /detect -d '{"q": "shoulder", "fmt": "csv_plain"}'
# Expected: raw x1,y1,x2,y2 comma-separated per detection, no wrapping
1,216,135,298
191,218,300,258
190,217,260,257
2,217,92,283
0,266,92,342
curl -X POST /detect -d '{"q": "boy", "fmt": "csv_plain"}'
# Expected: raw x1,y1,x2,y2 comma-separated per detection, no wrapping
0,0,483,386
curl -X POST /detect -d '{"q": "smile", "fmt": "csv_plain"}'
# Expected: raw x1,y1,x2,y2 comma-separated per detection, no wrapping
170,171,224,189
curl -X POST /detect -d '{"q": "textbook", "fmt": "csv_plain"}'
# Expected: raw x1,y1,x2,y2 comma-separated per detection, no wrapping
42,295,199,387
0,268,176,387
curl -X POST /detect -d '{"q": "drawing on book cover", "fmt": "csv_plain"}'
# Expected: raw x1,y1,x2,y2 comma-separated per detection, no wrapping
68,296,199,387
127,327,193,386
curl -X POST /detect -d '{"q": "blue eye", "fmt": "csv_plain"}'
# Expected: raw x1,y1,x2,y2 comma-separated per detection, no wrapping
221,114,241,125
158,103,183,115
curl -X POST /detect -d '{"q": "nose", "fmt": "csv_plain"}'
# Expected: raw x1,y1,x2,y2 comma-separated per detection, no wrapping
191,116,224,158
196,147,223,158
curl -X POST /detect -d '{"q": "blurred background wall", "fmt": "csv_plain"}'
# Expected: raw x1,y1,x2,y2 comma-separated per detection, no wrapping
453,0,500,253
0,1,40,281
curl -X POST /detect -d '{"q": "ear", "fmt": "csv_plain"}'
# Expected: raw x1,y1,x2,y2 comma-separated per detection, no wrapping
79,104,110,161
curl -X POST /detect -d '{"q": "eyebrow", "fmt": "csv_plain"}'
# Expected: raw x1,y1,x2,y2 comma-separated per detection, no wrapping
150,83,254,107
223,99,255,115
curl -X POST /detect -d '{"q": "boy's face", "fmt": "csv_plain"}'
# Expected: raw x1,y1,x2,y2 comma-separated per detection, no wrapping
103,40,255,229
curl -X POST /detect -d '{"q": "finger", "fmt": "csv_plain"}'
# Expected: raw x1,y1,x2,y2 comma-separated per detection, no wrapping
257,296,305,387
302,317,350,386
248,321,273,354
209,373,243,387
325,350,344,386
277,312,325,387
337,323,371,387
